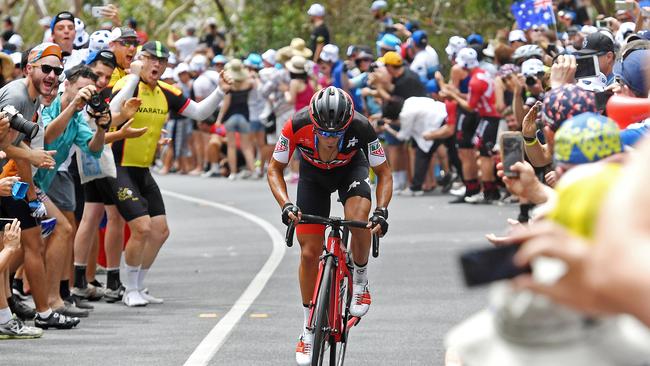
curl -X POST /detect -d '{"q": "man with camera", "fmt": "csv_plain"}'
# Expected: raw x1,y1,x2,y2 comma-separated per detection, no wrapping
31,63,109,320
0,42,83,330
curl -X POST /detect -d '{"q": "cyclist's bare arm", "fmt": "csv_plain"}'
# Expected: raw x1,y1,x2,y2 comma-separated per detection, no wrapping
267,157,291,207
372,161,393,209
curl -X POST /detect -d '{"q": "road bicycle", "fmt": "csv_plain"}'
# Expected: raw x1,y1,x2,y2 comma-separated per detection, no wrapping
286,214,380,366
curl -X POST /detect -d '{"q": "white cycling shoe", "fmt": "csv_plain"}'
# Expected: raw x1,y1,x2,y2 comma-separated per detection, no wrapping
139,290,164,304
349,282,372,317
295,331,314,366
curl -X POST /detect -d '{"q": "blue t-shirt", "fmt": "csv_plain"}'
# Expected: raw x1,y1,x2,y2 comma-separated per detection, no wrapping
34,94,102,192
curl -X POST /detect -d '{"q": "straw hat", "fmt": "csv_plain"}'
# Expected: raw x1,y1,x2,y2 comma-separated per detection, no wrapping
289,38,313,59
285,55,307,74
0,52,13,80
225,59,249,82
276,46,294,64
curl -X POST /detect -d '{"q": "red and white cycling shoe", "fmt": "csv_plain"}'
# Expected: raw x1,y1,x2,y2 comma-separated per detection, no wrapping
350,282,372,317
295,331,313,366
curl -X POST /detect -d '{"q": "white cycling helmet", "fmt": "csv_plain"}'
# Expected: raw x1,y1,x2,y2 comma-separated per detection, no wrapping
445,36,468,60
512,44,544,61
89,30,112,52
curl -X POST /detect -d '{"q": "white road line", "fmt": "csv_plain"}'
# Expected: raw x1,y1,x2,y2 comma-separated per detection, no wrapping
161,190,286,366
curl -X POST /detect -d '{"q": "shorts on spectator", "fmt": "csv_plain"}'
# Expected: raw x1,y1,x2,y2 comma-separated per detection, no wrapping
166,118,194,158
249,120,265,133
474,116,501,157
47,171,76,212
455,108,480,149
84,177,116,205
224,114,250,133
0,196,38,230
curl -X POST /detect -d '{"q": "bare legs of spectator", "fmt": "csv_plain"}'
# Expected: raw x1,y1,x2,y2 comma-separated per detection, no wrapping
387,144,408,191
458,148,480,196
43,200,73,309
189,130,207,175
239,132,257,173
74,202,104,289
104,206,125,290
225,131,239,176
21,227,50,312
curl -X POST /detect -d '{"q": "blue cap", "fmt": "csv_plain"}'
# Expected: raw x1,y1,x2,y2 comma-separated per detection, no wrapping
212,54,228,65
553,112,622,165
411,30,427,48
405,20,420,33
467,33,484,45
613,49,650,97
244,53,263,69
425,79,440,93
376,33,401,51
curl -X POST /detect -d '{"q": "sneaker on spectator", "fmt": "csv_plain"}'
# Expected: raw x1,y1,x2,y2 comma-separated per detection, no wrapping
11,286,30,301
227,173,237,181
235,170,252,179
201,170,221,178
87,280,106,301
95,265,107,275
399,187,424,197
139,290,164,304
55,302,90,318
67,295,94,310
34,312,80,330
0,316,43,339
440,173,454,193
122,289,148,307
464,192,485,204
450,186,466,197
8,294,35,321
104,284,125,303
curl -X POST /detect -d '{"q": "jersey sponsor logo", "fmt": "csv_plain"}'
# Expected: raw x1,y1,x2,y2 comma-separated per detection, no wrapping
274,135,289,153
369,140,385,157
137,106,167,115
347,137,359,148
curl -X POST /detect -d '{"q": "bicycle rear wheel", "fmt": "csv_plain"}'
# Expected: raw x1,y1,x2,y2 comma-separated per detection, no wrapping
312,256,334,366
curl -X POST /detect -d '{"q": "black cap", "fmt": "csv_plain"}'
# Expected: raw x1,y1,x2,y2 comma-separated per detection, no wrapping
50,11,74,32
575,31,615,55
566,25,580,35
141,41,169,59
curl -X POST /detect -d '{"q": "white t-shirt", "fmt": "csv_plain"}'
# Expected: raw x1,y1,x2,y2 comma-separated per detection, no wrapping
396,97,447,152
63,49,88,70
174,36,199,62
192,70,220,100
410,45,439,81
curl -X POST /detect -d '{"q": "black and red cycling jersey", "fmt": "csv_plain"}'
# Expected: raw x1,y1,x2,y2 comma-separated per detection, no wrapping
272,107,386,170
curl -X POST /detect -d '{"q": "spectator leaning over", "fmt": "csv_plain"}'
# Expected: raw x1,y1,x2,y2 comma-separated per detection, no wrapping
108,41,225,306
50,12,86,69
409,30,440,83
442,47,502,203
72,50,143,304
34,64,110,317
215,59,257,180
381,96,454,196
0,42,80,329
307,3,329,62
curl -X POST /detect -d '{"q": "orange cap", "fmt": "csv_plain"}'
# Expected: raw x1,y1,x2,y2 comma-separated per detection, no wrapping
28,42,62,64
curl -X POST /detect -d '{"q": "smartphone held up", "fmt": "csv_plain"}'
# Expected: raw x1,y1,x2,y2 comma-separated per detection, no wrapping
500,132,524,178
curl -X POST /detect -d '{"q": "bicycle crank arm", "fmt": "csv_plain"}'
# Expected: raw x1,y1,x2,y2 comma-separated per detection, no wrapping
347,316,361,328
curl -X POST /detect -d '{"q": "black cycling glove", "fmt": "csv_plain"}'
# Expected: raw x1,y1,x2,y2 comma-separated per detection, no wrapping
282,202,300,226
369,207,388,236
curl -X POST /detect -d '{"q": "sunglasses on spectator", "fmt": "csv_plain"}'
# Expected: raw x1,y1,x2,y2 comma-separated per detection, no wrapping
33,64,64,76
316,129,346,138
117,39,139,47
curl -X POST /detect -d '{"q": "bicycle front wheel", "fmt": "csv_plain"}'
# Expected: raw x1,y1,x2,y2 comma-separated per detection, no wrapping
312,256,334,366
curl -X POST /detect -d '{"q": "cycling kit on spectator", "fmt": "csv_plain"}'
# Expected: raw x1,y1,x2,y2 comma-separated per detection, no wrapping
467,67,500,156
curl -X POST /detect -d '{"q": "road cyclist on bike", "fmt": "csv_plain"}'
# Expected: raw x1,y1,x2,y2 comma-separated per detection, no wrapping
267,86,393,365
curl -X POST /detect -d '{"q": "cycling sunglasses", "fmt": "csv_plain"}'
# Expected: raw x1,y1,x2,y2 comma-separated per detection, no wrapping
34,64,64,76
316,129,346,138
118,39,139,47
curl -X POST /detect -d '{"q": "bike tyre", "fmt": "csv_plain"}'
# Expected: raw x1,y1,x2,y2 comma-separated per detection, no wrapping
312,256,334,366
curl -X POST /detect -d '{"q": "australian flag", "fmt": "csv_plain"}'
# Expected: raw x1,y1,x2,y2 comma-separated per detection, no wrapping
511,0,556,30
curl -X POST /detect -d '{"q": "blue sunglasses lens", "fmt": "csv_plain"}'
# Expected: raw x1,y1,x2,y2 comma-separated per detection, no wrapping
317,129,345,138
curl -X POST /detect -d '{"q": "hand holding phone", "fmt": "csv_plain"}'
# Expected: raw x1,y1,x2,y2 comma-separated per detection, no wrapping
500,132,524,178
574,55,599,80
460,244,531,287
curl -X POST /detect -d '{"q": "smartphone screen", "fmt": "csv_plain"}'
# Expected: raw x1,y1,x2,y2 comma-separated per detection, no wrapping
500,132,524,178
460,245,531,287
0,218,15,229
575,55,599,79
595,20,608,28
91,6,106,18
616,0,634,11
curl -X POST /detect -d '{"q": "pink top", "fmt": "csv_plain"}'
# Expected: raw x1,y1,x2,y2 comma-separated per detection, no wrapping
294,81,315,111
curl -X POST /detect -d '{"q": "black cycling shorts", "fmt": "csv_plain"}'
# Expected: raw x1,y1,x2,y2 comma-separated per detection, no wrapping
474,116,501,157
455,108,480,149
296,157,372,235
84,177,116,205
0,197,38,230
107,166,165,222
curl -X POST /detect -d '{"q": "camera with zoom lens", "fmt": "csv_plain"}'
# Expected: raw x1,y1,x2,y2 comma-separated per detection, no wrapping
2,105,38,140
87,93,109,114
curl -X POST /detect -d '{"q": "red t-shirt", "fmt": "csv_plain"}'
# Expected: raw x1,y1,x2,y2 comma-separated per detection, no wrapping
467,67,500,118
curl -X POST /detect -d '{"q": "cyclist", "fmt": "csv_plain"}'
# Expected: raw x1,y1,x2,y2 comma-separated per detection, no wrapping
267,86,393,365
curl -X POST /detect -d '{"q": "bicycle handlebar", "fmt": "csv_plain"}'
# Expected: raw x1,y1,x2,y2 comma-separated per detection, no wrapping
284,214,380,257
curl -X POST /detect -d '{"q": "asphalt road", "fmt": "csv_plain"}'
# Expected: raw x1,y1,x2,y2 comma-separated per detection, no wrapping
2,174,516,366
